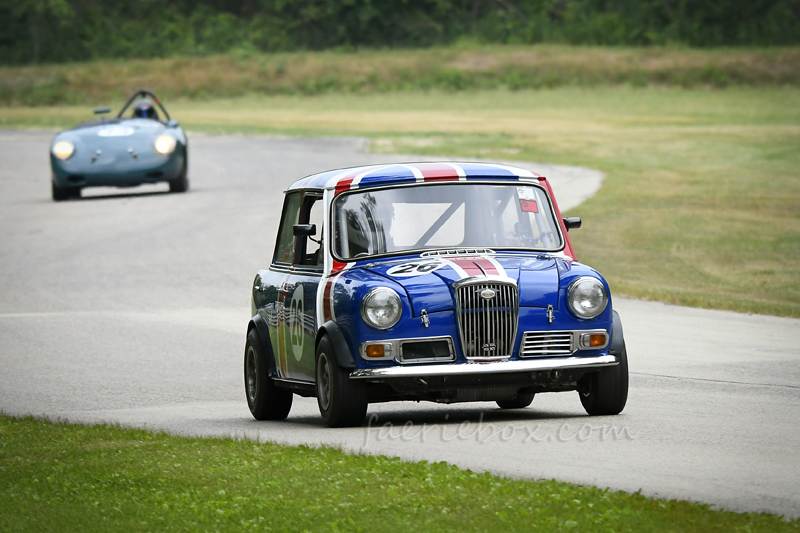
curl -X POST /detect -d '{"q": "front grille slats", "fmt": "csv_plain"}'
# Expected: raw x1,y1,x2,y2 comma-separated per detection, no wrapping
455,279,518,359
521,332,574,357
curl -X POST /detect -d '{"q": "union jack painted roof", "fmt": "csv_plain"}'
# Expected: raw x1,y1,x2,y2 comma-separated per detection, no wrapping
288,162,543,194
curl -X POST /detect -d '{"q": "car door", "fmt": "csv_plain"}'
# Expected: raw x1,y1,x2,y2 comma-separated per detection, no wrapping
255,192,302,380
256,191,324,382
280,193,324,382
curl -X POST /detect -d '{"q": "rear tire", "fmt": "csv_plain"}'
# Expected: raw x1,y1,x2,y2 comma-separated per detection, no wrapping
579,345,629,416
497,392,535,409
169,159,189,193
244,329,292,420
316,335,367,427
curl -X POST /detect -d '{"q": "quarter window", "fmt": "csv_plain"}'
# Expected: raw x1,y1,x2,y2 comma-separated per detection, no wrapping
274,193,301,265
299,195,324,268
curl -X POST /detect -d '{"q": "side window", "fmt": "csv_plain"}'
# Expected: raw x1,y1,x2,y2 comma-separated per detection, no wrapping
298,195,324,268
274,193,301,265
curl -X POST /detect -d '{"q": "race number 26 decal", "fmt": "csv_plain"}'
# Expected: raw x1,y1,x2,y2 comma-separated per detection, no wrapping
386,261,445,277
289,285,304,361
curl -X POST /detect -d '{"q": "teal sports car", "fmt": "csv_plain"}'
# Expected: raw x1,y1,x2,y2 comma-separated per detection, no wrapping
49,89,188,201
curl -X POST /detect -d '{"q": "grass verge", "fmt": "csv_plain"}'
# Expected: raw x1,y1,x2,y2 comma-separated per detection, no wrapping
3,87,797,317
1,415,797,531
2,45,800,106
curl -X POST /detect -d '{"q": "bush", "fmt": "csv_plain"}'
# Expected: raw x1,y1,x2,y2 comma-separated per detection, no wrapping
2,0,800,65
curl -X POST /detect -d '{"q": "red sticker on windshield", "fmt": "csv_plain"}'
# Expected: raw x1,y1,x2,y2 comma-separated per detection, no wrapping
520,200,538,213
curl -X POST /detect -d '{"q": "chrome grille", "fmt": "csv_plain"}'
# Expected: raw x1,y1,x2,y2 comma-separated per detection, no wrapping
454,278,518,359
520,331,574,357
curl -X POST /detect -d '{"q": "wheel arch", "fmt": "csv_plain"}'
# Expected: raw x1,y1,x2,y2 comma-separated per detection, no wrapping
609,310,625,356
316,320,356,369
248,314,279,378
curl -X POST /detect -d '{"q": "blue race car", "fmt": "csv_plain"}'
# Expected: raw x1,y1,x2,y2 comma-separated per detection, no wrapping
49,89,188,201
245,162,628,427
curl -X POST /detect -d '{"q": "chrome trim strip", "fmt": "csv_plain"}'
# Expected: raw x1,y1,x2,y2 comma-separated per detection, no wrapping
274,377,314,386
349,355,617,379
452,275,518,289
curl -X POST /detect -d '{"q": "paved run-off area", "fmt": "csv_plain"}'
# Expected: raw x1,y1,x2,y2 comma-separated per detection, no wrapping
0,130,798,519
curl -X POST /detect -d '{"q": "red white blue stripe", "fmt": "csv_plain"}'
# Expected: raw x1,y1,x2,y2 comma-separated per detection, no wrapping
290,162,541,194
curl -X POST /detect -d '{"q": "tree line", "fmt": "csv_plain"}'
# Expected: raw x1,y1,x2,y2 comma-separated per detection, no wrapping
2,0,799,65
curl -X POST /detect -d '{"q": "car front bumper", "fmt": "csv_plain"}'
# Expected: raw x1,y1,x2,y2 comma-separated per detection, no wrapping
51,152,184,188
349,354,617,379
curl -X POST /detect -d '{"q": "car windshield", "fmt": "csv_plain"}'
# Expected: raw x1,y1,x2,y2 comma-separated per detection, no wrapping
332,183,563,259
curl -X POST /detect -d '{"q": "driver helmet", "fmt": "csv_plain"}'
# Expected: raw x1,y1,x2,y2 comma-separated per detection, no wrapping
132,98,158,119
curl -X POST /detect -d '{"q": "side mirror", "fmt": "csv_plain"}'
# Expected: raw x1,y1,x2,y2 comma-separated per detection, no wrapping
93,107,111,115
293,224,316,237
166,119,180,128
563,217,582,231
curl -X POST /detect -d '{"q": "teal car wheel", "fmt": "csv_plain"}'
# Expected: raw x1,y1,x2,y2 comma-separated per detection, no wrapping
169,159,189,193
51,179,80,202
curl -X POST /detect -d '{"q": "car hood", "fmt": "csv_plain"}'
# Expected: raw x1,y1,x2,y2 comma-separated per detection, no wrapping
56,118,167,153
363,253,560,316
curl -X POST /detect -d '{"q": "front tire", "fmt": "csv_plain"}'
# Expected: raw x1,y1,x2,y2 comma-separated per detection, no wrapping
52,180,80,201
244,329,292,420
316,335,367,427
579,345,629,416
497,392,535,409
168,158,189,193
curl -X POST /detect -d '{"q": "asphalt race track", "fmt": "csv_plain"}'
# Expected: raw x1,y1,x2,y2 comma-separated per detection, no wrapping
1,130,799,519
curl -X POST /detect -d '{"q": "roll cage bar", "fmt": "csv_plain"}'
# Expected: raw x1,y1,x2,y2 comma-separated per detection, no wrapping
117,89,171,121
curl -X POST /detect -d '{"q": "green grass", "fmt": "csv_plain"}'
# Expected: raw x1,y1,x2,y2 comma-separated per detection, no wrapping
1,45,800,106
3,86,798,317
0,415,796,531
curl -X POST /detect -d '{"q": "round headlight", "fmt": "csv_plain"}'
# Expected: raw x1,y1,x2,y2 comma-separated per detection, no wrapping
567,277,608,319
52,141,74,160
154,135,176,155
361,287,402,329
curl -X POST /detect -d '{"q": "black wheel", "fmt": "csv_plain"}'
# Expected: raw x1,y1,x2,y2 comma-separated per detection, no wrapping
579,345,629,416
497,392,535,409
316,335,367,427
244,329,292,420
52,181,79,201
169,159,189,193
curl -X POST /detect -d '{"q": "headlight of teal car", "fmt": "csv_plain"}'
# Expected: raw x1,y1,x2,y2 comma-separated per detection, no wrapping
52,141,75,160
154,134,176,155
567,277,608,319
361,287,402,329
